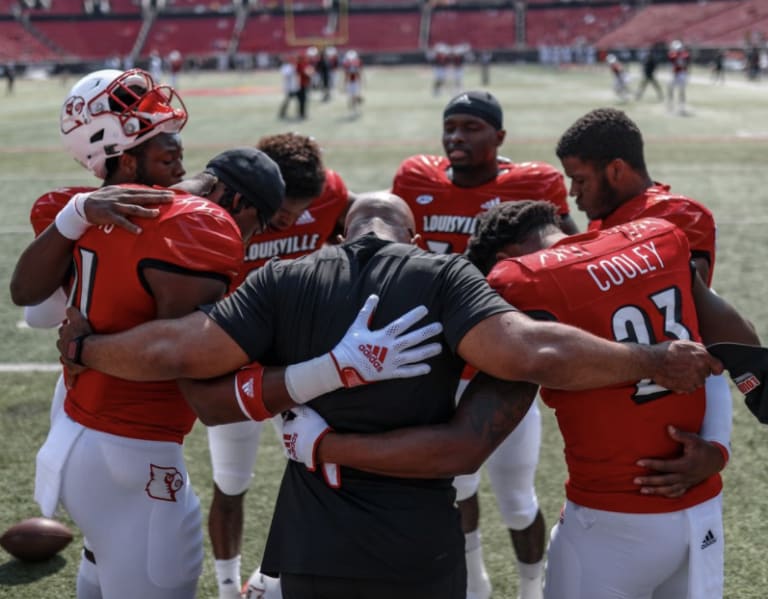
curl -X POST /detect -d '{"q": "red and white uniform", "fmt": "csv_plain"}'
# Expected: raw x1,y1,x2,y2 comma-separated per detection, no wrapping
27,188,95,422
392,154,569,254
241,169,348,275
589,183,716,285
34,189,244,598
65,189,242,443
669,48,691,75
488,218,723,598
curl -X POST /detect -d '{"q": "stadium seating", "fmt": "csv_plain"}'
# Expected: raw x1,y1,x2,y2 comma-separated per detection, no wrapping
5,0,767,64
595,1,748,48
346,12,420,51
429,8,514,49
238,10,420,54
144,15,235,56
526,5,628,46
0,20,57,61
33,18,141,58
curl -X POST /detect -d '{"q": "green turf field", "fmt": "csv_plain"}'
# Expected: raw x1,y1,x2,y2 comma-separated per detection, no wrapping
0,63,766,598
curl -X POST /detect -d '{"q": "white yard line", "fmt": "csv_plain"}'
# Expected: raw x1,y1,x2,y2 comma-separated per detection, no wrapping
0,363,60,372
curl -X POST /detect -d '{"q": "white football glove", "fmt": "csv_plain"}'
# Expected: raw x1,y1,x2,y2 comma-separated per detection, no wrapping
284,294,443,403
279,407,340,488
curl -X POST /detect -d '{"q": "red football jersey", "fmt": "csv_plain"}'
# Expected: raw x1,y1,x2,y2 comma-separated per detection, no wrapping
30,187,95,236
64,189,244,444
669,50,690,73
343,57,362,82
487,218,721,513
588,183,716,286
240,169,348,276
392,154,569,254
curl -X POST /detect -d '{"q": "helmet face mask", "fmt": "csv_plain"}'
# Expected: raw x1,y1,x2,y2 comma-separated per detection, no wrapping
60,68,188,179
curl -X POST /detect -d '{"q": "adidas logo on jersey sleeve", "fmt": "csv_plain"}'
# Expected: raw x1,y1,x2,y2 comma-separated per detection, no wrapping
480,197,501,211
295,210,315,225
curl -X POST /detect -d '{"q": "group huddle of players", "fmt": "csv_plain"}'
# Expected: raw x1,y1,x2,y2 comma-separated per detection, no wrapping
9,67,764,599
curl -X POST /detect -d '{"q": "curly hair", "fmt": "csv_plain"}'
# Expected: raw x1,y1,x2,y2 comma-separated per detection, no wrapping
466,200,559,275
556,108,647,173
257,133,326,201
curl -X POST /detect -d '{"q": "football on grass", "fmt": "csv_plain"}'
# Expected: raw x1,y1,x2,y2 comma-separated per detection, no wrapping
0,517,73,562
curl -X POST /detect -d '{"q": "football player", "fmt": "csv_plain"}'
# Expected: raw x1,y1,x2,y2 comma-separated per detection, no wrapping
667,39,691,114
55,192,721,599
391,89,577,599
556,106,735,498
12,68,287,599
285,200,757,599
207,132,353,599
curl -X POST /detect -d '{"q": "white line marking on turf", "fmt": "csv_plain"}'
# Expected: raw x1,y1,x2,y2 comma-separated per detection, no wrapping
0,363,60,372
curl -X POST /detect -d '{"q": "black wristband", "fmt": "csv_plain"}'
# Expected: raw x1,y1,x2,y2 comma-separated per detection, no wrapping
67,333,90,366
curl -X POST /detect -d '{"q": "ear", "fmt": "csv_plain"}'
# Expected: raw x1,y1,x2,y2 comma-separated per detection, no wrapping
118,152,137,179
496,129,506,147
231,193,243,211
410,232,422,246
606,158,625,185
336,233,346,244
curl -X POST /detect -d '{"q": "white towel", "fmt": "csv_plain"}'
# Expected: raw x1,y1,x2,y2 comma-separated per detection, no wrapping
34,414,85,517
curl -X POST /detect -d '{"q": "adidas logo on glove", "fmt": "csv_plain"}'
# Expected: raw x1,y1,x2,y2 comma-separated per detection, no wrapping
357,344,388,372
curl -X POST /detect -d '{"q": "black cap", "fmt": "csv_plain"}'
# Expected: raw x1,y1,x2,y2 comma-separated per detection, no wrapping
443,90,503,130
708,342,768,424
205,147,285,223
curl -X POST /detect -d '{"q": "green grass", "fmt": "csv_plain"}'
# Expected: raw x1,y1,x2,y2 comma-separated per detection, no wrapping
0,63,767,598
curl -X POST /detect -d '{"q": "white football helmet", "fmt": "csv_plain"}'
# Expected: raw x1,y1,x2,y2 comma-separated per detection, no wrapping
60,68,187,179
670,39,683,52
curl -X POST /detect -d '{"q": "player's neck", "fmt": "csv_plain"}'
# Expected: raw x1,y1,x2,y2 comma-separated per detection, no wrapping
447,162,499,188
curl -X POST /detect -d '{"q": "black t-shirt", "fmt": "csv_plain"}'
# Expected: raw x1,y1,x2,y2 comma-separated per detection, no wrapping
205,233,513,581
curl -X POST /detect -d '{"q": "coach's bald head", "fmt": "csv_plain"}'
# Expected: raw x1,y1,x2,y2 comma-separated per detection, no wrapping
344,191,417,244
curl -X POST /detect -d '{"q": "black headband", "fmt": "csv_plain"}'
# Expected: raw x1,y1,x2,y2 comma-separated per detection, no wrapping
443,90,503,130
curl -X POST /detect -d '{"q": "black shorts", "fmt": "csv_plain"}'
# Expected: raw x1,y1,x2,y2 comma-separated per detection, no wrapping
280,567,466,599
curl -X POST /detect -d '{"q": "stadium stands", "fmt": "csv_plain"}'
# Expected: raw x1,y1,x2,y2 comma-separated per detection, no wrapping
526,4,628,46
32,18,141,58
595,1,750,48
0,20,57,61
346,11,420,52
144,15,235,57
3,1,766,65
429,7,515,49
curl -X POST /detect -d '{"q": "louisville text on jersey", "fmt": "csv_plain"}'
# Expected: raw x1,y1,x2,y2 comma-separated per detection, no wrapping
245,234,321,262
421,214,477,235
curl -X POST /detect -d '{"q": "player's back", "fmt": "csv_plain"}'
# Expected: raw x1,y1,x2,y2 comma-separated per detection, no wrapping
488,218,720,513
64,189,243,443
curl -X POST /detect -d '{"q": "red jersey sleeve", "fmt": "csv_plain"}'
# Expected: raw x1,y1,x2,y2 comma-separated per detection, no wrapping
149,195,243,282
498,160,570,216
30,187,94,236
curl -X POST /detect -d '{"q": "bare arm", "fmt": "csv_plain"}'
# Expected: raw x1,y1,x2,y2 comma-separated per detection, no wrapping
693,273,760,346
316,374,538,477
11,223,79,306
59,306,250,381
457,311,721,393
